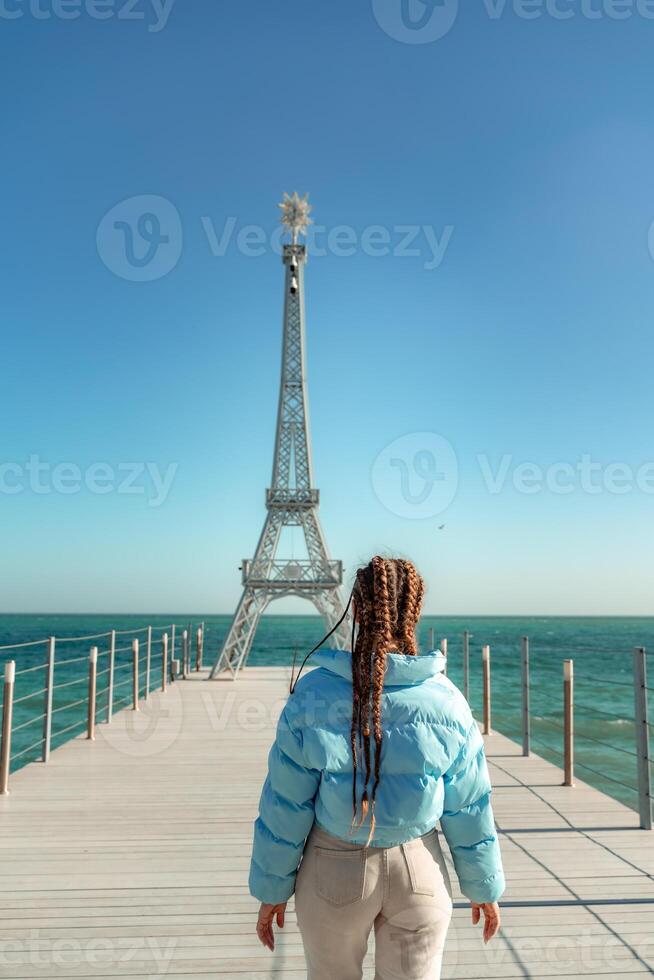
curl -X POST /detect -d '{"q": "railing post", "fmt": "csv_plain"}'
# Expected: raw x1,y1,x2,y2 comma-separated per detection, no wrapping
162,633,168,693
521,636,530,757
0,661,16,795
182,630,189,679
187,622,192,675
132,639,139,711
633,647,652,830
196,626,203,671
42,637,55,763
107,629,116,723
463,631,470,702
482,645,491,735
87,647,98,741
170,625,176,682
145,626,152,701
563,659,574,787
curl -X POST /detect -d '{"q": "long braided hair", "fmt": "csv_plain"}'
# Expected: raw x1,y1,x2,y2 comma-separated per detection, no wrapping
350,556,425,839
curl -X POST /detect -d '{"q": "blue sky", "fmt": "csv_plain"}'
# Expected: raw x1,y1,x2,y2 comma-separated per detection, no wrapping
2,0,654,614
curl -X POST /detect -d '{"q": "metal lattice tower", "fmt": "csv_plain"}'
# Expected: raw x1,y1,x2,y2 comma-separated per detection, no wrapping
210,195,350,679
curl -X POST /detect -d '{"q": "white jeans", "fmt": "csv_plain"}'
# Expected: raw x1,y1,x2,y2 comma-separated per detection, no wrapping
295,825,453,980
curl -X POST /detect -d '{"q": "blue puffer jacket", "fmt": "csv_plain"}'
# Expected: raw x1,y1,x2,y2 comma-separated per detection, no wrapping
249,648,505,906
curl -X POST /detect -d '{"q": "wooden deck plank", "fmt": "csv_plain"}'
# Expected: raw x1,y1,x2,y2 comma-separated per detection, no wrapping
1,666,653,978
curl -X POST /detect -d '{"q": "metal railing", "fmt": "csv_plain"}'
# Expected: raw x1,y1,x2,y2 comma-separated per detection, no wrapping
0,620,205,795
434,632,652,830
3,619,650,828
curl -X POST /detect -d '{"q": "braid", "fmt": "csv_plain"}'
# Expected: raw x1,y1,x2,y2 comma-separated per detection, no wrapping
349,555,425,839
371,556,393,648
401,561,424,656
350,609,361,819
386,561,399,636
368,558,394,841
358,632,374,827
352,568,374,828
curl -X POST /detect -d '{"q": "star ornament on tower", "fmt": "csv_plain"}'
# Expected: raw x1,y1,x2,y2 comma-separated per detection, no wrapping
278,191,313,244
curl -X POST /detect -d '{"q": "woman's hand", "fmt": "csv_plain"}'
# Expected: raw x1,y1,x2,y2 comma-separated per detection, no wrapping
256,902,287,951
471,902,501,943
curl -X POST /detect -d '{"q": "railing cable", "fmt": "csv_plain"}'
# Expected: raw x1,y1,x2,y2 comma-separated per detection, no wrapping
57,631,111,643
0,638,47,652
15,662,49,677
573,759,639,794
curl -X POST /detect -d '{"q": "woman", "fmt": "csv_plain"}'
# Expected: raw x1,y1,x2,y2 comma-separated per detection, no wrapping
250,556,504,979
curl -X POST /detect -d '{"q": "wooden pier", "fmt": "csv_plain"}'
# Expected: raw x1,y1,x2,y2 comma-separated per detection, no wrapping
1,666,653,978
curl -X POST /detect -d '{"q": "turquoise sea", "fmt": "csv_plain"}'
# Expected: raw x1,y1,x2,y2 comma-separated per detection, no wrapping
1,614,652,811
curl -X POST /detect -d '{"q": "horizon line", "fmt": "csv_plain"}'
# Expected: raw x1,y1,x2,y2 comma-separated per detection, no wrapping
1,612,653,619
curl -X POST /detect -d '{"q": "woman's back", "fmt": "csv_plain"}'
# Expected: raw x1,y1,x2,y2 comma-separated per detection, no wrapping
251,556,504,976
250,646,504,905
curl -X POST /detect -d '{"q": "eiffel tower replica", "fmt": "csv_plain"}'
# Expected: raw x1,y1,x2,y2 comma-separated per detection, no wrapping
210,193,350,678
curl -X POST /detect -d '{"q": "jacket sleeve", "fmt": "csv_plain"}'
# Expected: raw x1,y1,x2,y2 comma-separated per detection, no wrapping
248,703,320,904
439,720,505,904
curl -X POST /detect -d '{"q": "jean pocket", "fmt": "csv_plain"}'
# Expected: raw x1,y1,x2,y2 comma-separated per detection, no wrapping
402,833,450,897
314,846,366,907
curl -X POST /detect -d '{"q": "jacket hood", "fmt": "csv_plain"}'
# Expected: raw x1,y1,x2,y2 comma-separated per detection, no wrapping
311,648,446,687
